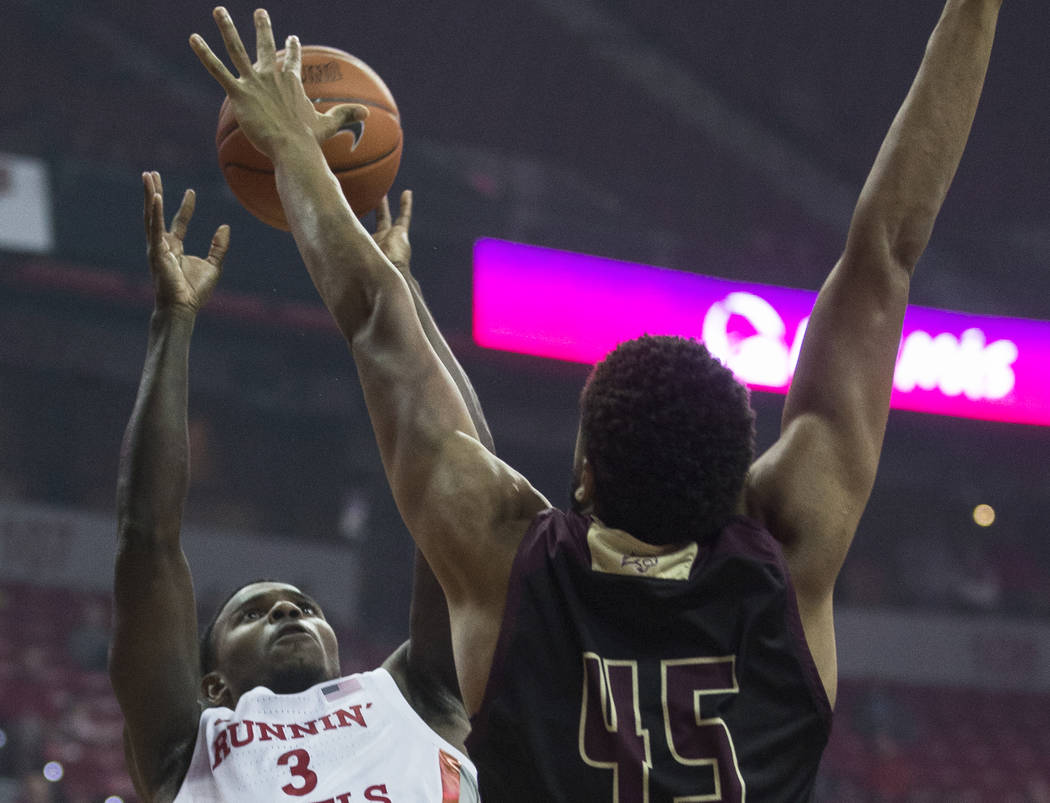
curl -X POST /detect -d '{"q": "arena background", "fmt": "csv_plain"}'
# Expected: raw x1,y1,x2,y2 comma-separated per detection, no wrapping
1,0,1048,800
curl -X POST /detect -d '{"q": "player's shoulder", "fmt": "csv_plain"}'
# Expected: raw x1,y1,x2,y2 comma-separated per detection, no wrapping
512,507,589,555
715,514,782,554
526,505,588,533
423,432,548,536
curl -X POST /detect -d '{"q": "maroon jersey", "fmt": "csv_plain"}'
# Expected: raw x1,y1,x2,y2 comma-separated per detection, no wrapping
465,509,831,802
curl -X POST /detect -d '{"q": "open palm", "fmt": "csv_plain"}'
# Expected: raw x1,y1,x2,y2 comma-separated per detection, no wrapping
189,8,367,160
143,171,229,313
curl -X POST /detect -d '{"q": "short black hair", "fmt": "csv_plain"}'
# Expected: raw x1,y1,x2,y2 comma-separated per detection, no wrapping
580,335,755,545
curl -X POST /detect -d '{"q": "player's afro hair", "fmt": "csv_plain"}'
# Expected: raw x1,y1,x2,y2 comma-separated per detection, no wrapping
580,335,755,546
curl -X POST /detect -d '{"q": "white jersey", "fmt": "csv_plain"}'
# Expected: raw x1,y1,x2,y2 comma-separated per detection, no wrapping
173,668,479,802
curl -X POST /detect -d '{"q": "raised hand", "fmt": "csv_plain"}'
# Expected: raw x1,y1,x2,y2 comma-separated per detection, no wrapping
189,7,368,159
372,190,413,277
143,171,228,314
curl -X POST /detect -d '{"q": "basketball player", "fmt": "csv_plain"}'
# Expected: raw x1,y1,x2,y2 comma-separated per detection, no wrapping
190,1,1006,798
110,172,482,801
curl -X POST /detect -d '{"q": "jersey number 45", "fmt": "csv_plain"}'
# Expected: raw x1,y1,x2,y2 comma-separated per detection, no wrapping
579,653,745,802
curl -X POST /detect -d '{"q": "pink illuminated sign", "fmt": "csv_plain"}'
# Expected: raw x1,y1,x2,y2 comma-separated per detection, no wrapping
473,238,1050,426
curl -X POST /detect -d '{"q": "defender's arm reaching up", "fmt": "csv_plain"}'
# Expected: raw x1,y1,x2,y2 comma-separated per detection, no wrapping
743,0,1004,706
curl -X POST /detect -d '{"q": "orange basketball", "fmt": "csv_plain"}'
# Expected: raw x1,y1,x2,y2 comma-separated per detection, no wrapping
216,45,402,229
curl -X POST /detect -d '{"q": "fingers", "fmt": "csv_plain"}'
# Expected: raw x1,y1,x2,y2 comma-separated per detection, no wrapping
191,9,302,95
282,34,301,78
375,196,392,234
142,172,155,238
254,9,277,72
208,224,232,268
395,189,413,232
170,189,197,243
189,33,237,90
212,6,254,77
142,172,200,251
337,104,369,124
142,171,165,242
146,189,166,255
323,104,369,145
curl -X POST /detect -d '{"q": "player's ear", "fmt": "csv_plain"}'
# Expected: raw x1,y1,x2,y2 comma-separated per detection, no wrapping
201,671,232,707
574,458,596,509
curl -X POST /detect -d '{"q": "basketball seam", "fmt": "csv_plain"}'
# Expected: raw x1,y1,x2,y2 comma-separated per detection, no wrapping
216,101,398,148
308,98,399,117
221,138,402,172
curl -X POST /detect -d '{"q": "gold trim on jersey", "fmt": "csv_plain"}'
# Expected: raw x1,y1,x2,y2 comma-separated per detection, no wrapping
587,519,698,580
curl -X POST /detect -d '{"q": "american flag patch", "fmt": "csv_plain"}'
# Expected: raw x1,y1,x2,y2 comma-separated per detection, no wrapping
320,677,362,701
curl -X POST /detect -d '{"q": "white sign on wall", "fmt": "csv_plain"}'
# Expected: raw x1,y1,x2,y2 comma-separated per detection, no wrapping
0,152,54,254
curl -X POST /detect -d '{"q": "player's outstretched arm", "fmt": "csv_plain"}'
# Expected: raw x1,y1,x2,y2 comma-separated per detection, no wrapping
111,172,228,798
372,191,486,746
371,190,496,455
371,193,489,713
745,0,1003,703
190,8,547,713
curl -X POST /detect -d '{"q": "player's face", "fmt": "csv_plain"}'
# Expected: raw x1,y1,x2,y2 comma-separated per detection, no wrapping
212,582,341,698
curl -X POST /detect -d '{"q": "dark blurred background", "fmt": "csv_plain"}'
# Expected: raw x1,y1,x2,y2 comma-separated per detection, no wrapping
1,0,1048,800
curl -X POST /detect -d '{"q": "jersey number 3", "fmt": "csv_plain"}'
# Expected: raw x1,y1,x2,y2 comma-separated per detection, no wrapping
579,653,745,802
277,749,318,796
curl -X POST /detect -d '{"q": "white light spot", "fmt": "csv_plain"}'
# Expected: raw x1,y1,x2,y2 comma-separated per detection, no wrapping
42,761,64,782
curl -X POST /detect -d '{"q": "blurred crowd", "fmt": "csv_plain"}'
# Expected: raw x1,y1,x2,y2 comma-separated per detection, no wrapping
2,580,1047,802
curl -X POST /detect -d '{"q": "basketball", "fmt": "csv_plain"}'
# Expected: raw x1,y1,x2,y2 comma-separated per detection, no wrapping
216,45,402,230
